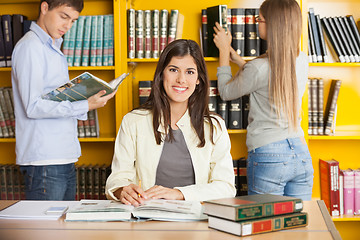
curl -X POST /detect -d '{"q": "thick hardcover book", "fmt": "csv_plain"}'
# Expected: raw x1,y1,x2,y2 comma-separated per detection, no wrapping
231,8,245,56
42,72,129,102
3,88,15,135
108,15,114,66
227,8,232,34
0,18,6,67
65,199,206,222
90,15,98,66
67,20,78,66
167,10,179,44
96,15,104,66
0,88,14,137
237,157,247,196
342,168,354,215
307,79,313,135
201,9,208,57
135,10,144,59
328,17,350,62
319,159,340,216
85,165,94,199
0,165,7,199
308,14,317,62
1,15,13,67
138,81,152,106
127,9,135,59
100,164,109,200
343,17,360,57
242,95,249,129
81,15,92,66
333,17,355,62
5,165,13,200
152,10,160,58
339,170,344,215
308,8,323,62
208,212,308,236
244,9,259,57
92,165,100,200
203,194,303,221
317,78,324,135
144,10,152,59
12,14,26,47
321,17,345,63
310,79,318,135
0,102,9,137
315,14,329,63
102,15,111,66
323,79,341,135
347,15,360,51
338,17,360,62
87,110,98,137
208,80,218,113
159,9,168,53
77,120,85,138
228,98,242,129
73,16,85,67
217,97,228,128
354,169,360,215
206,5,228,57
78,165,86,200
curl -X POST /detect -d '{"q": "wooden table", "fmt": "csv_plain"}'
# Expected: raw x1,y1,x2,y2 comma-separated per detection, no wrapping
0,200,341,240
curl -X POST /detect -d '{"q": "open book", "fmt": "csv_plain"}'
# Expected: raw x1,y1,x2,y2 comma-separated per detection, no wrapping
65,199,207,222
42,72,129,102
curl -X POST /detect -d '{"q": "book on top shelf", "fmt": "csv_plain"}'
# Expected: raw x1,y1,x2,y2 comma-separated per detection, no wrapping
323,79,341,135
342,168,355,215
42,72,129,102
203,194,303,221
65,199,207,222
206,5,228,57
208,212,308,237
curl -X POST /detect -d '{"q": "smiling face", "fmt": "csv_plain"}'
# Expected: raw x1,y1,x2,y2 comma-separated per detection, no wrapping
162,55,200,110
37,2,80,40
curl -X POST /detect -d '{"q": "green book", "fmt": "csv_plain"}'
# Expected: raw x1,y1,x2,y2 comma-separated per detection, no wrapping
203,194,303,221
81,15,92,67
42,72,129,102
73,16,85,67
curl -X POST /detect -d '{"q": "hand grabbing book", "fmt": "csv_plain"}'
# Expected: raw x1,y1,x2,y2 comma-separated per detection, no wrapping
42,72,129,102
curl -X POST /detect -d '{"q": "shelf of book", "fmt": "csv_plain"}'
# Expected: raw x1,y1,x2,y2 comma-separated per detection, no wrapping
332,215,360,222
308,131,360,140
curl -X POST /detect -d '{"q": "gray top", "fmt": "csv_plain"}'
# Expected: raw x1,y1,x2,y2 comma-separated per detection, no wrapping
217,51,309,151
155,129,195,188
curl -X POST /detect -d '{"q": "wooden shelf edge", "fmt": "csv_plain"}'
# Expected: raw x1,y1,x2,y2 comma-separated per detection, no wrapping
0,138,16,143
68,66,115,71
79,137,115,142
309,62,360,67
332,216,360,222
227,129,247,134
127,56,256,63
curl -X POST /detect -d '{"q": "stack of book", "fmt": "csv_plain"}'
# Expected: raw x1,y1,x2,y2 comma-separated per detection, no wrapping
77,110,99,138
308,8,360,63
62,14,114,67
308,78,341,136
127,9,183,59
0,87,15,138
320,159,360,216
202,5,267,58
0,164,25,200
203,194,307,237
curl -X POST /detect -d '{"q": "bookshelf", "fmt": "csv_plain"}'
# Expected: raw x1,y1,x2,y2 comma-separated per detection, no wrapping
0,0,359,238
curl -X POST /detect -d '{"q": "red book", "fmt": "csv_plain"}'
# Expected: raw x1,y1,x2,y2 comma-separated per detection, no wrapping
319,159,340,216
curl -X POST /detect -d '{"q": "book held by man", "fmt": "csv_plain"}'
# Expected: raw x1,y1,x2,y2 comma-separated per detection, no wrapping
42,72,129,102
203,194,303,221
65,199,207,222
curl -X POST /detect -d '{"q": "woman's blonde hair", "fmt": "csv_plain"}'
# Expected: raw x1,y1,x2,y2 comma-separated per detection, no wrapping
260,0,302,130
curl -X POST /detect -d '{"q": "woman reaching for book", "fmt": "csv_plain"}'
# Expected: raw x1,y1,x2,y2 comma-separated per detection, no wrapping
213,0,314,201
106,39,236,206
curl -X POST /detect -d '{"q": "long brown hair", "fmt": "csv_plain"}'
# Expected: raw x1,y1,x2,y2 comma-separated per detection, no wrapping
140,39,218,147
260,0,302,130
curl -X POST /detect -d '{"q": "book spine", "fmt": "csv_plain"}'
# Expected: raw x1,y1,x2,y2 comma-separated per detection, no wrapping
0,102,9,137
323,80,341,135
308,14,317,62
1,15,13,67
206,5,227,57
159,9,168,53
151,10,160,58
167,9,179,44
73,16,85,67
100,164,108,200
308,8,323,62
77,120,85,138
232,159,239,196
321,18,345,63
128,9,136,59
315,14,329,63
217,97,228,128
339,170,344,215
0,17,6,67
231,8,245,56
5,165,13,200
90,15,98,66
144,10,152,59
78,165,86,200
93,165,100,200
311,79,318,135
102,15,111,66
354,169,360,215
208,80,218,113
96,15,104,66
317,79,324,135
333,17,355,62
12,165,20,200
328,17,350,63
0,165,7,200
3,88,15,136
201,9,208,57
241,95,249,129
138,81,152,106
12,14,26,47
238,157,248,196
228,98,242,129
343,16,360,57
244,9,258,56
67,20,78,66
331,163,340,216
338,17,360,62
81,15,92,66
308,79,313,135
135,10,144,59
0,88,14,137
108,15,114,65
346,15,360,51
226,8,232,34
343,169,355,215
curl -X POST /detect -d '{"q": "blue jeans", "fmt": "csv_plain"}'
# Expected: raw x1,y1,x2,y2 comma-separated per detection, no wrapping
247,137,314,201
20,163,76,200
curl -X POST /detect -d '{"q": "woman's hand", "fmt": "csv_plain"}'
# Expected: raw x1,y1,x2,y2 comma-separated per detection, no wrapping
230,47,246,68
114,183,148,207
87,90,116,111
145,185,184,200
